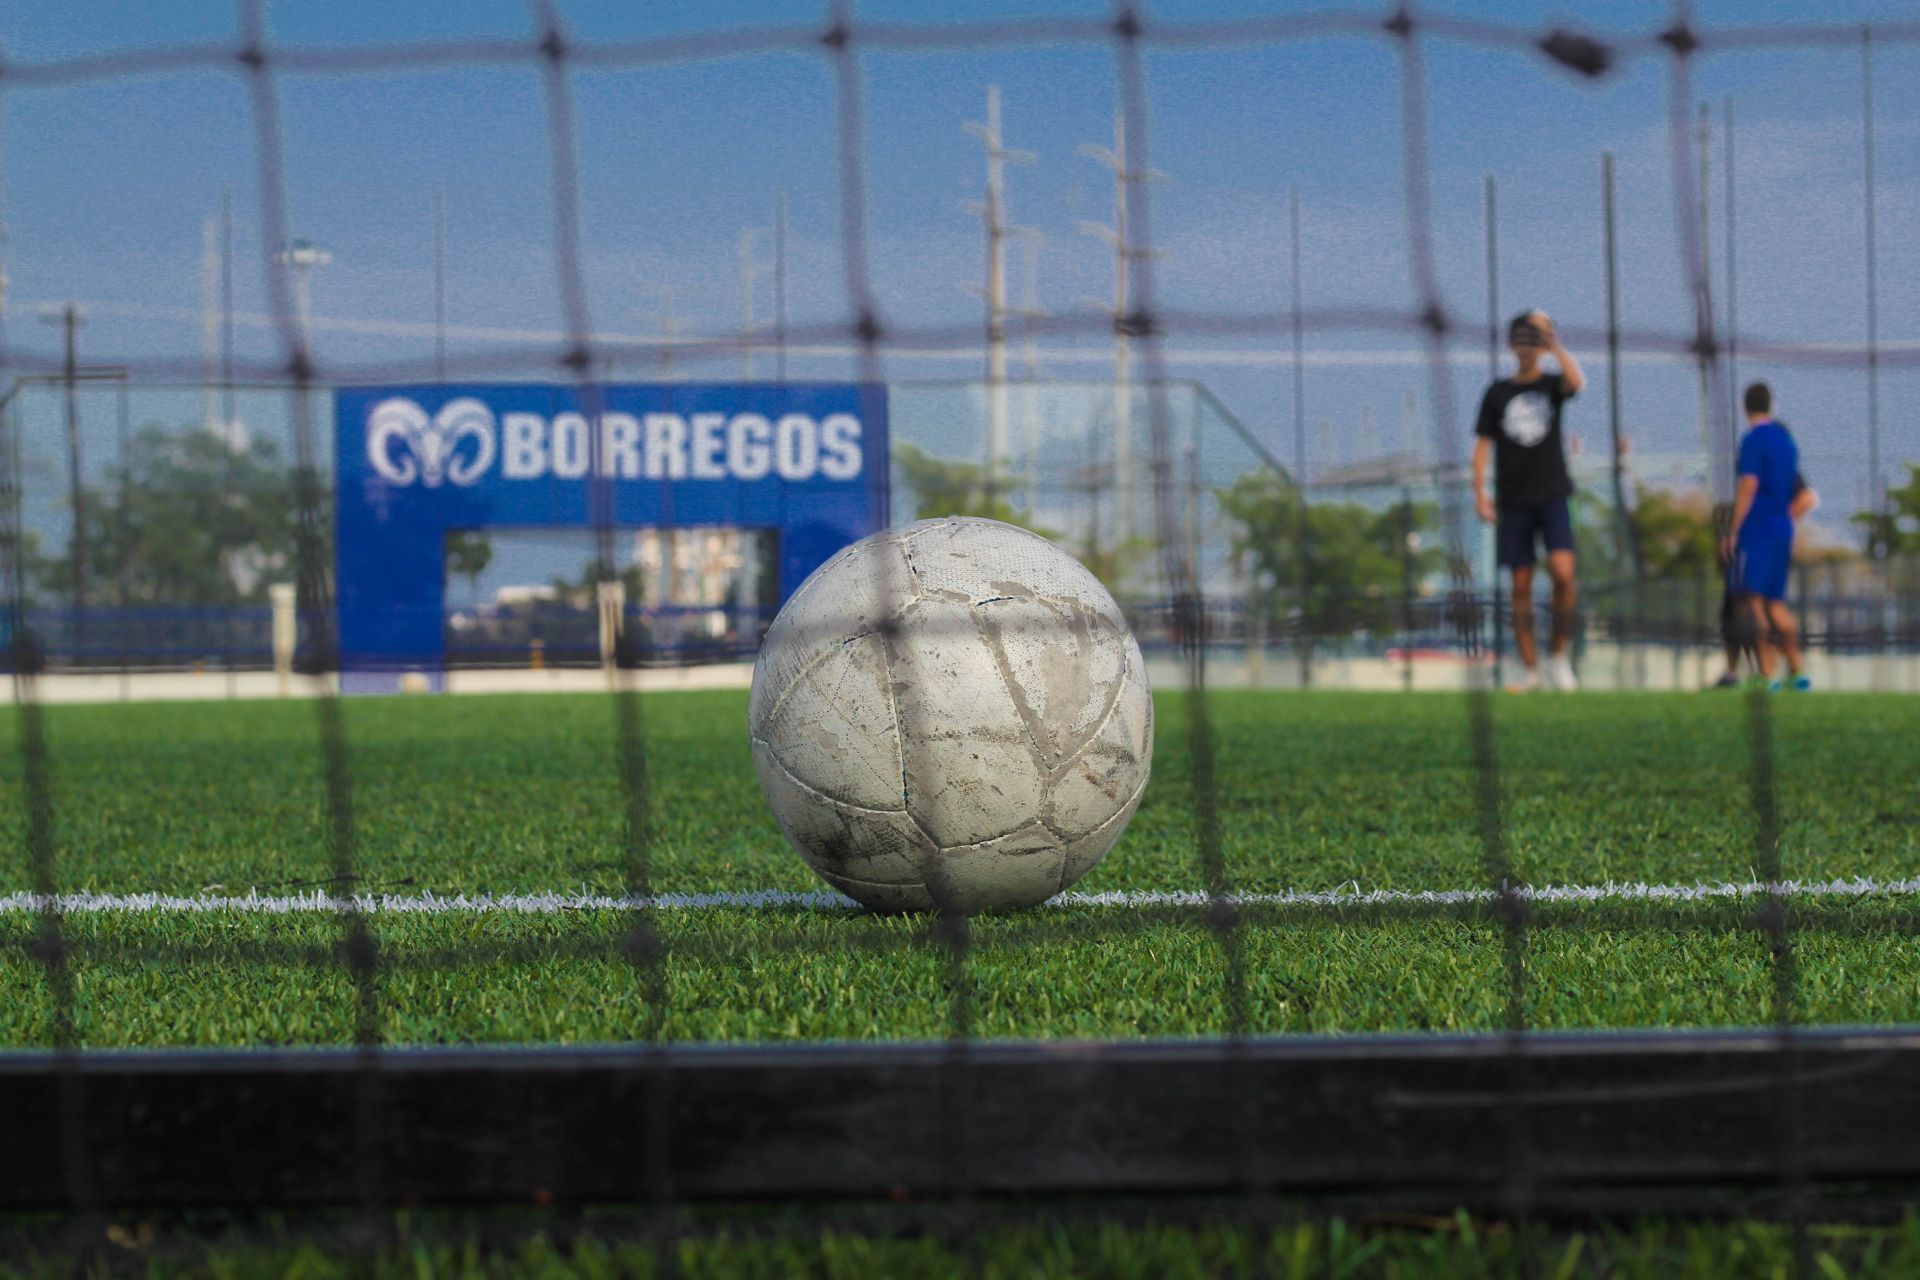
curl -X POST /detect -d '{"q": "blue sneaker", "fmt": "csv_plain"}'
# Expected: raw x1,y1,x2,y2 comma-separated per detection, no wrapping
1767,678,1784,694
1790,674,1811,692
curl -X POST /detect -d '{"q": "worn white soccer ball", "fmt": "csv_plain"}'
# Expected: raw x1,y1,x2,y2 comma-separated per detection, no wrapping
749,516,1153,913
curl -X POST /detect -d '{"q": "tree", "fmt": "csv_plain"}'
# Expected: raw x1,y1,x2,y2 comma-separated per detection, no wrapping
1855,464,1920,559
445,530,494,598
1623,486,1716,582
32,425,302,605
1217,468,1442,651
893,443,1052,531
897,444,1140,595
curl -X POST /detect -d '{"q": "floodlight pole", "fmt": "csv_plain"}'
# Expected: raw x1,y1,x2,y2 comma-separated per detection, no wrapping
1484,176,1500,385
220,190,239,693
41,305,87,618
202,216,221,435
1863,26,1883,549
220,189,236,438
435,186,448,383
1694,105,1726,504
773,188,790,382
275,238,331,356
661,287,680,382
1484,174,1503,685
1080,113,1159,546
1289,189,1309,688
1602,151,1641,685
1014,230,1047,499
967,85,1034,504
739,228,770,380
1723,98,1739,473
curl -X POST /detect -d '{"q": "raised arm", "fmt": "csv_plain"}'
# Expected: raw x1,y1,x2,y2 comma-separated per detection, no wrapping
1532,310,1585,396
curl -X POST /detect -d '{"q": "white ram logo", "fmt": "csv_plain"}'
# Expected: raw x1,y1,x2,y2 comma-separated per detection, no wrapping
366,397,496,488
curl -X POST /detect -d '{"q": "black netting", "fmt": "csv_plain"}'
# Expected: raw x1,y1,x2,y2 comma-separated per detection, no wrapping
1,3,1918,1269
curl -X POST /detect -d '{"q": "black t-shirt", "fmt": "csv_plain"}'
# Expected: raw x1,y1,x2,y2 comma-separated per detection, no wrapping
1475,373,1576,508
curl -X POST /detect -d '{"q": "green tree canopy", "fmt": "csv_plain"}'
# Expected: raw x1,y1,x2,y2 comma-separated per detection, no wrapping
445,529,494,594
1855,463,1920,559
1624,487,1716,581
32,424,305,606
1217,469,1442,641
893,443,1038,527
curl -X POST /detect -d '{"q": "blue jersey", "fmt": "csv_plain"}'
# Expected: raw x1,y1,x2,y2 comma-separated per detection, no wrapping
1735,420,1798,547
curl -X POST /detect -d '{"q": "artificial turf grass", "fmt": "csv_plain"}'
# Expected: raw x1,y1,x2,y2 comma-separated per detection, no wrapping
11,894,1920,1047
10,1212,1920,1279
1,689,1917,1049
2,689,1916,897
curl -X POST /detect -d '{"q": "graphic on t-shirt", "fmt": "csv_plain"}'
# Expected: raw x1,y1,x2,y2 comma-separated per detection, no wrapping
1502,391,1550,447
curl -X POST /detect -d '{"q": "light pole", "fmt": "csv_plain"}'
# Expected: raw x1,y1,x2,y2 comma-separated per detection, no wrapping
1080,112,1161,545
275,237,331,351
967,85,1035,500
38,305,86,618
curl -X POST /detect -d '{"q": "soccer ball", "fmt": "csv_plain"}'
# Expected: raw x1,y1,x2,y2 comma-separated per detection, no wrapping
749,516,1154,913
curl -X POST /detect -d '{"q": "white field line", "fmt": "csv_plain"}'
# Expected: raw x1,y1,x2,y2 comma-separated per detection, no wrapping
2,876,1918,916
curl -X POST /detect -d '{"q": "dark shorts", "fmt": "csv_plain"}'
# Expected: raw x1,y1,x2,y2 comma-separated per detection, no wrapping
1496,499,1576,569
1735,537,1791,602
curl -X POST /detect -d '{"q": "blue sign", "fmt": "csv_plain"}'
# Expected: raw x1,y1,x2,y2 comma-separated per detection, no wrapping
334,383,889,679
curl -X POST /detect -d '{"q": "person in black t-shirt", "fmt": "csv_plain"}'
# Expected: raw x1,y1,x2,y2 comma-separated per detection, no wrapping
1473,309,1586,692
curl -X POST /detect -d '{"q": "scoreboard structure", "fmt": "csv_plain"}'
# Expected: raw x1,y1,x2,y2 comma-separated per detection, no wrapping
333,383,889,688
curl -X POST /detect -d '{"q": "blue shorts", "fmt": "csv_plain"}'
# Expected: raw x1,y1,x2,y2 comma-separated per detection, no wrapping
1735,538,1791,602
1496,499,1576,569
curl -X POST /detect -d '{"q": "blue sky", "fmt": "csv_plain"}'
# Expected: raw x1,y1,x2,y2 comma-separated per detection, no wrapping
3,0,1917,552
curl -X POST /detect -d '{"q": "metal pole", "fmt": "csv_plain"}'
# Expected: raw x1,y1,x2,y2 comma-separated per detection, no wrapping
1289,188,1310,688
739,227,758,381
1401,485,1416,692
980,86,1010,497
116,375,129,700
773,188,789,382
1603,152,1639,684
293,272,311,349
1484,174,1502,684
202,216,220,435
1723,97,1739,470
1079,114,1147,549
1110,114,1130,546
60,307,85,623
1019,233,1041,498
220,189,235,437
220,190,239,695
1863,26,1883,546
1695,104,1726,503
1484,175,1500,383
658,287,678,382
434,186,448,383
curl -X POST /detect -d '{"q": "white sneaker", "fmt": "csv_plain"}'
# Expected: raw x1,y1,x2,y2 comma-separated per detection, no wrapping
1548,655,1579,692
1507,667,1541,694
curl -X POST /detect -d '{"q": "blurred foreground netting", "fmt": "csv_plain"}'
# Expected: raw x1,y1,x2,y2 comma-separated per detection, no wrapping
0,5,1918,1274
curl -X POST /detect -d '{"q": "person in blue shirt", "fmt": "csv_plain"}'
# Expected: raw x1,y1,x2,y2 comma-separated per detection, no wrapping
1724,382,1808,691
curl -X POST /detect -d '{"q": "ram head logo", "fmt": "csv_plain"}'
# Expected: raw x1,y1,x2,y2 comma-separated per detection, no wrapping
366,397,497,488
